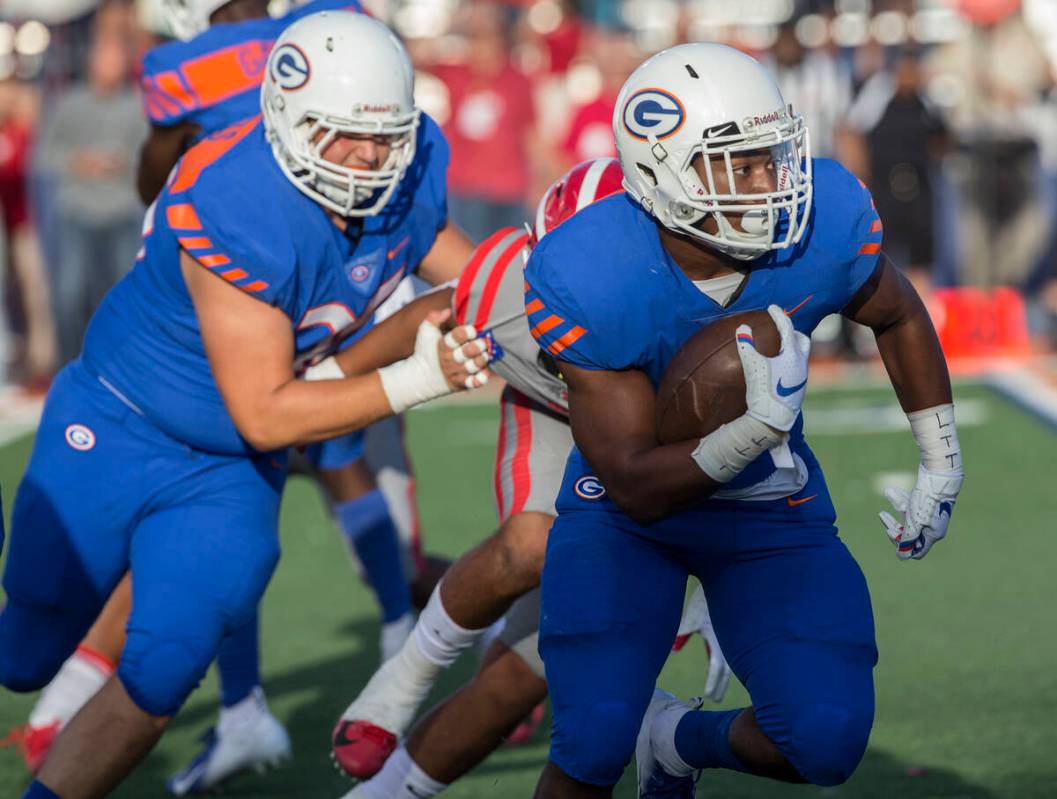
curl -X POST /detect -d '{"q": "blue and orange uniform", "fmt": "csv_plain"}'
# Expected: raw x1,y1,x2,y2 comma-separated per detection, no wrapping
0,114,448,716
524,159,884,787
141,0,365,141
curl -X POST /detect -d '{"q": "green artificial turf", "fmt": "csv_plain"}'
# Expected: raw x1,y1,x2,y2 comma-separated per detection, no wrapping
1,383,1055,797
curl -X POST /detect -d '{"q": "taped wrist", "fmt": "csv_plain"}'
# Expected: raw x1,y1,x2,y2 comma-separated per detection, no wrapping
907,403,961,472
302,356,345,382
377,322,451,414
692,414,783,483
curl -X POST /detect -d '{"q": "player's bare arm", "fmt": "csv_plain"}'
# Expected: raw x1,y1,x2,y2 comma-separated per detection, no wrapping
415,223,475,285
136,121,200,204
844,254,963,560
182,252,486,451
561,362,721,525
329,287,457,377
843,254,952,411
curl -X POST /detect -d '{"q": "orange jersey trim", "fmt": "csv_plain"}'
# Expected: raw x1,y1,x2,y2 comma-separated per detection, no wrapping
220,268,247,281
171,116,259,194
525,298,545,315
241,280,269,293
167,203,202,231
529,314,564,340
178,236,213,250
181,41,271,109
547,326,586,356
859,242,881,255
870,219,883,233
198,253,232,267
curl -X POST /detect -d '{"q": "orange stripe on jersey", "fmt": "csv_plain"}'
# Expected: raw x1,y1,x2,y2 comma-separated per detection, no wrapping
170,116,260,194
529,315,563,340
547,326,586,356
870,219,883,233
525,298,544,315
524,280,530,293
181,41,271,109
859,242,881,255
178,236,212,250
241,280,269,293
221,268,247,280
153,71,195,112
167,203,202,230
474,231,530,329
198,253,232,267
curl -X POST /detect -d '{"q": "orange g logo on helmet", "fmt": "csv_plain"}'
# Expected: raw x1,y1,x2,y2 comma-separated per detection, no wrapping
622,88,685,141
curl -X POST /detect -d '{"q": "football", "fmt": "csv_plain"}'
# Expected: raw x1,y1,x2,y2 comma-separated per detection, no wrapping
655,309,781,444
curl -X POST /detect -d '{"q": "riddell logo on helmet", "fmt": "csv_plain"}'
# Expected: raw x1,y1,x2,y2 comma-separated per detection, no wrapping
356,103,399,114
742,108,788,130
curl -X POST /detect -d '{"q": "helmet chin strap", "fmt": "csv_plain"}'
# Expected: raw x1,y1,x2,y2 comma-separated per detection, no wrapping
711,209,772,261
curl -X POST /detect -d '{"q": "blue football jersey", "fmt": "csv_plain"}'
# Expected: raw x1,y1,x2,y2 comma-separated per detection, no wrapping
524,158,882,499
140,0,364,136
81,113,448,456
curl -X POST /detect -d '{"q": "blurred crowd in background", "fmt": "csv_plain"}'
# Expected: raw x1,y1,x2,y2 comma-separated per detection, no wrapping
0,0,1056,393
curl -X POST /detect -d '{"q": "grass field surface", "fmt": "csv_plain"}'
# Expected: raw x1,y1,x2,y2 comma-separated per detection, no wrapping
1,383,1055,798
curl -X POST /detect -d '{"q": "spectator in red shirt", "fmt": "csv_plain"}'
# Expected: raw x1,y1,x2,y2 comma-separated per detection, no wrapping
0,78,56,387
558,26,636,170
425,1,538,243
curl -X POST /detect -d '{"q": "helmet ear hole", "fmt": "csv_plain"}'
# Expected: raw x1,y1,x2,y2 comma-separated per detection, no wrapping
636,163,658,187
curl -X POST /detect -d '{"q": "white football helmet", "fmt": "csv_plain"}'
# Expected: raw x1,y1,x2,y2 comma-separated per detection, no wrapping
262,11,421,217
161,0,233,41
614,43,812,261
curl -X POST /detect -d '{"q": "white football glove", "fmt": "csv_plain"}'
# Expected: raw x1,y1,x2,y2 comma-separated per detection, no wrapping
879,464,963,560
378,321,489,414
671,584,731,703
736,305,811,433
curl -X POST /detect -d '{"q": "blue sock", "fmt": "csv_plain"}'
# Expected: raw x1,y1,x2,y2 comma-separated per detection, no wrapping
674,708,751,772
335,490,411,623
216,613,260,707
22,781,62,799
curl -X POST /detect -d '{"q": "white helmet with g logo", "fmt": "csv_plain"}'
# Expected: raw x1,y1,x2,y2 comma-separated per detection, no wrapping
161,0,233,41
614,43,812,260
262,11,421,217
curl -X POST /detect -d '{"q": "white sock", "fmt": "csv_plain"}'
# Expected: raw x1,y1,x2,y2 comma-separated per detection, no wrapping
218,686,268,735
340,583,489,733
413,582,485,668
652,704,695,778
359,746,448,799
28,647,112,728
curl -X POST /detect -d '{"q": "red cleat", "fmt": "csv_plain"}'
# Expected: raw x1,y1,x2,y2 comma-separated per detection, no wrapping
1,721,61,774
331,719,398,779
504,702,546,747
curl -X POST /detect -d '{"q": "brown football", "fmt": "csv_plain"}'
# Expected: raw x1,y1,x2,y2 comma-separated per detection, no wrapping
655,310,781,444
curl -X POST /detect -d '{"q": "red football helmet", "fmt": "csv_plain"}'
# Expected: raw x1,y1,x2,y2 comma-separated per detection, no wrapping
530,157,624,247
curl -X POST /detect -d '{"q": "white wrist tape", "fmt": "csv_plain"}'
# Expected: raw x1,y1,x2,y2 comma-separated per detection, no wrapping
691,414,784,483
377,321,453,414
302,356,345,382
907,403,961,472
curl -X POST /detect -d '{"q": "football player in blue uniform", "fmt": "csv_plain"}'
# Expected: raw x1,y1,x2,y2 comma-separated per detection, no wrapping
524,44,964,797
0,14,490,799
6,2,448,792
138,0,366,201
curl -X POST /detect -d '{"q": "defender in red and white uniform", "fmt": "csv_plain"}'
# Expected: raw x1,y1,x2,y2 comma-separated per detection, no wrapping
327,159,731,799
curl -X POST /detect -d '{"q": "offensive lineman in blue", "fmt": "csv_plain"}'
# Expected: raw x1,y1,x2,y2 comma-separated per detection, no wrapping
138,0,366,201
524,45,965,797
0,13,491,799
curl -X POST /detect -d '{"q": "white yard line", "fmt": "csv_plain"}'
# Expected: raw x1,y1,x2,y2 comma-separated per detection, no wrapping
983,365,1057,432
